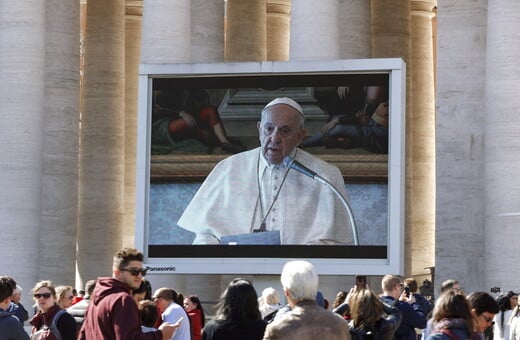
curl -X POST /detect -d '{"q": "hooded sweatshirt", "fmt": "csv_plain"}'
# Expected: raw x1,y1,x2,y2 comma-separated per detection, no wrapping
0,308,29,340
78,277,162,340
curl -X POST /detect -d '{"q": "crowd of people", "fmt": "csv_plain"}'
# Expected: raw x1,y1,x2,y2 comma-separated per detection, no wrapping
0,248,520,340
1,247,518,340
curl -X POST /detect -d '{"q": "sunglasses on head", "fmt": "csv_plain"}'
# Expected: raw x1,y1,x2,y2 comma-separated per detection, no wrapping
120,267,148,277
34,293,52,299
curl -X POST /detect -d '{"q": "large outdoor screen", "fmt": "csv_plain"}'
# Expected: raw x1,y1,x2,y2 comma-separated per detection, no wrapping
135,59,405,275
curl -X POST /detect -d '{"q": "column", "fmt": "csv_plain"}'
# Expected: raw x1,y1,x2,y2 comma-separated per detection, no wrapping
78,0,126,281
409,0,436,276
141,0,191,63
123,0,143,248
182,0,225,299
266,0,291,61
484,0,520,288
0,0,45,307
370,1,411,58
339,0,371,58
39,0,81,283
290,0,340,60
225,0,266,61
370,0,414,275
191,0,225,62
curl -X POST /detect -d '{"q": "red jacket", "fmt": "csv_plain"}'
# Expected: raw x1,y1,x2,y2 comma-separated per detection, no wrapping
78,277,162,340
187,308,203,340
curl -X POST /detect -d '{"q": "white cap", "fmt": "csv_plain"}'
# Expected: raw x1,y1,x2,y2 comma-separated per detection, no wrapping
263,97,304,117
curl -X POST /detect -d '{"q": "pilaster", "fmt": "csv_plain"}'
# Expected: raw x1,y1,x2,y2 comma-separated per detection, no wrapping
339,0,371,58
141,0,191,63
39,0,81,285
192,0,225,62
290,0,340,60
483,0,520,290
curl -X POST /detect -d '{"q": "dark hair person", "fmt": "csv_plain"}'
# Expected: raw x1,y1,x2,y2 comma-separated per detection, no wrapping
184,295,205,340
426,289,480,340
493,291,518,339
466,291,499,335
202,278,266,340
132,278,152,305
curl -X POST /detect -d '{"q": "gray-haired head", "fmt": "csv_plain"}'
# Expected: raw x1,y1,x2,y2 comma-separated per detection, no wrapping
280,260,318,303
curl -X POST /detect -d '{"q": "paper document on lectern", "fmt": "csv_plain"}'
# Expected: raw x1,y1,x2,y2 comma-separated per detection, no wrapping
220,230,281,245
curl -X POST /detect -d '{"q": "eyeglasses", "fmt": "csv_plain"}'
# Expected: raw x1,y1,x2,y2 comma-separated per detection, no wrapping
261,123,298,138
120,267,148,277
34,293,52,299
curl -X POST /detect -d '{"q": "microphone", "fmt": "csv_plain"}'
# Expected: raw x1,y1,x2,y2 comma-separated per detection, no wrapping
282,156,319,179
282,155,359,245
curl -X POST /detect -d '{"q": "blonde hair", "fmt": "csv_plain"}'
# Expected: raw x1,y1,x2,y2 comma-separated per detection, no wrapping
32,280,57,299
381,274,401,293
55,285,73,301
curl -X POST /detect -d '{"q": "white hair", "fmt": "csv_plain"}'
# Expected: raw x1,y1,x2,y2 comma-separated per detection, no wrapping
280,260,318,303
261,287,280,305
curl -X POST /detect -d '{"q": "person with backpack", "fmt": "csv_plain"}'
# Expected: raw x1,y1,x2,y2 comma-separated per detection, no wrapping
348,287,402,340
29,280,77,340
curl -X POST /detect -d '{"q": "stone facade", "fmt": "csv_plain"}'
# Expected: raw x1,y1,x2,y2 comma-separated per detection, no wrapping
2,0,520,311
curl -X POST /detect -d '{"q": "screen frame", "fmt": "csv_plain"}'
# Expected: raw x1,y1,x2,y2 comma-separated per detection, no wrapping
135,58,406,275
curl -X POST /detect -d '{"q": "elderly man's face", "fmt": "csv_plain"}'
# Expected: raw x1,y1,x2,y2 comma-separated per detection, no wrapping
257,104,306,165
12,292,21,304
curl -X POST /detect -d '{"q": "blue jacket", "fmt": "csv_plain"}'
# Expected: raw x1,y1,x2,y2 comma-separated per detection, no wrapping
7,302,29,325
0,309,29,340
380,296,427,340
412,293,432,316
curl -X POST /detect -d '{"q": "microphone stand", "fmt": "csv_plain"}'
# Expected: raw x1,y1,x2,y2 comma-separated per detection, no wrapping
283,155,359,245
314,175,359,246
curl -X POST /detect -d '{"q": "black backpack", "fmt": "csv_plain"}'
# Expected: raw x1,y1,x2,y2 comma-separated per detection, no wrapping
31,310,66,340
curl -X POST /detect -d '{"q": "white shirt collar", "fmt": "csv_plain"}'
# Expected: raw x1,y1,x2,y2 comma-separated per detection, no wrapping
258,148,297,177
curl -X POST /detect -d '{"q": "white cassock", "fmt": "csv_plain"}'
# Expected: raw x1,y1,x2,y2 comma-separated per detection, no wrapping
177,147,353,245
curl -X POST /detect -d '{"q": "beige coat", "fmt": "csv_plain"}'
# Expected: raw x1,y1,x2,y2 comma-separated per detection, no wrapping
263,300,350,340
